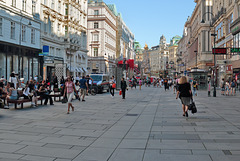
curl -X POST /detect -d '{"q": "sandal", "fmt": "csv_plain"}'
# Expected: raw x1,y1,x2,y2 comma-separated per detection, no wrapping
72,106,74,111
67,111,70,114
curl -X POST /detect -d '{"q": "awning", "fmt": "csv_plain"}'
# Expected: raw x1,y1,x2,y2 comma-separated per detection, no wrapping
82,67,88,72
78,67,84,73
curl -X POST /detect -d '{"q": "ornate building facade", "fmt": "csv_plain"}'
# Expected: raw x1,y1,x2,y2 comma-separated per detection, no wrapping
40,0,88,81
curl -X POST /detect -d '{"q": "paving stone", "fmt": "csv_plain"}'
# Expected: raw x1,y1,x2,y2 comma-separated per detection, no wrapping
20,155,55,161
73,147,114,161
16,146,80,159
143,154,212,161
118,139,148,149
0,143,26,153
0,152,24,159
108,149,144,161
90,138,121,148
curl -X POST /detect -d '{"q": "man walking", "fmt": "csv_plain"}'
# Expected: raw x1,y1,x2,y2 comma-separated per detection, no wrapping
79,76,88,101
121,77,127,99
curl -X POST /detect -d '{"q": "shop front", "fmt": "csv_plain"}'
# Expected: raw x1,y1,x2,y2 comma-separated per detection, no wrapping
0,42,41,82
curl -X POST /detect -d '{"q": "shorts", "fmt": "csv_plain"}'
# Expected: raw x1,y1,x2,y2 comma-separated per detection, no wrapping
80,88,86,96
67,92,73,103
221,87,225,91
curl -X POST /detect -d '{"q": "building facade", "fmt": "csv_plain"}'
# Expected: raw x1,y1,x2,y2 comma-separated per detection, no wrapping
87,0,117,76
168,35,181,77
0,0,41,81
40,0,88,81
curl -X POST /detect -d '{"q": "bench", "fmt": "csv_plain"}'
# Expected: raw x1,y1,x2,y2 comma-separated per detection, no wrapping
7,97,43,109
50,88,63,101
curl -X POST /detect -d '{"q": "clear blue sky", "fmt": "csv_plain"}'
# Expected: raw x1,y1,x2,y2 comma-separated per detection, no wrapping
103,0,196,48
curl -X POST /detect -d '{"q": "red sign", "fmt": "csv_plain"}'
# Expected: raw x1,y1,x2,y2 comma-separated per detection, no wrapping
226,65,233,71
212,48,227,54
206,63,214,66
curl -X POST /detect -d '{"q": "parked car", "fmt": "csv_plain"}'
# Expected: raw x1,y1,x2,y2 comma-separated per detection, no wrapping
90,74,110,93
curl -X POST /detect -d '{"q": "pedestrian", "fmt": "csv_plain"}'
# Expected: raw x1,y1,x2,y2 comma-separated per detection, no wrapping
38,80,54,105
176,76,192,117
7,83,18,103
79,76,88,101
63,76,79,114
191,79,198,96
109,76,116,98
220,78,225,95
164,79,168,91
225,81,230,96
173,78,177,94
230,79,236,96
120,77,127,99
139,78,142,90
85,75,93,95
9,72,18,89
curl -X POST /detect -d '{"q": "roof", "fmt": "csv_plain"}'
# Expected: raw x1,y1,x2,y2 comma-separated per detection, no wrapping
107,4,118,16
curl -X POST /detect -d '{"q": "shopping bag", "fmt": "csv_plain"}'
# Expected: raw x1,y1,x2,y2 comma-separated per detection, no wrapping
112,83,116,89
119,90,122,95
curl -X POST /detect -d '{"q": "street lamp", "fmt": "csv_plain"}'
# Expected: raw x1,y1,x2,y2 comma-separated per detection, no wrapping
201,12,217,97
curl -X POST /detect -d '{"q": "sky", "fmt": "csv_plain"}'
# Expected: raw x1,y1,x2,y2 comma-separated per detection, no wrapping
103,0,196,48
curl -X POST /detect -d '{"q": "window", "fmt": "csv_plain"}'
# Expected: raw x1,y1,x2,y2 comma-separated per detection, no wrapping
94,48,98,57
65,4,68,15
10,22,15,39
58,2,61,12
44,17,47,32
0,18,2,35
93,34,99,41
51,0,55,9
94,10,99,15
94,22,98,29
51,21,54,33
31,28,35,44
57,23,60,35
22,25,26,41
32,0,36,14
44,0,47,5
22,0,26,11
12,0,16,7
65,26,68,36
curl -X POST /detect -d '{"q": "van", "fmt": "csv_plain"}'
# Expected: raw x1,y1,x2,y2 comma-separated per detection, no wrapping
90,74,110,93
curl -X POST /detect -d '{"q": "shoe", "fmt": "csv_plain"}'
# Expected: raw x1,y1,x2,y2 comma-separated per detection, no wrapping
185,111,188,117
67,111,70,114
183,114,185,117
78,98,81,101
72,106,74,111
82,100,85,102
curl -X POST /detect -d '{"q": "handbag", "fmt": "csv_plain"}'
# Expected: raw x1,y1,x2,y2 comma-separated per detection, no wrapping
62,97,67,104
119,90,122,95
112,83,116,89
189,98,197,114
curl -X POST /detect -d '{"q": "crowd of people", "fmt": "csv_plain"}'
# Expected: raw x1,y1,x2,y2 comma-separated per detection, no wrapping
220,78,237,96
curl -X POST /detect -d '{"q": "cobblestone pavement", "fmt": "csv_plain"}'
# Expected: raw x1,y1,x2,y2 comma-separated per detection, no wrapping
0,86,240,161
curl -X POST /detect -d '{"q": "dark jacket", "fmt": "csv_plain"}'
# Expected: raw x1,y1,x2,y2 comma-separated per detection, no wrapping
121,80,127,90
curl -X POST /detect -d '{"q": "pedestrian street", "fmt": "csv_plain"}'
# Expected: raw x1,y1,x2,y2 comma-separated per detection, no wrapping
0,87,240,161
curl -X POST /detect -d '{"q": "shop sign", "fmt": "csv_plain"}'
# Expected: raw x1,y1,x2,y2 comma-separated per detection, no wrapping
206,63,214,66
44,57,54,64
230,48,240,53
212,48,227,55
217,60,226,65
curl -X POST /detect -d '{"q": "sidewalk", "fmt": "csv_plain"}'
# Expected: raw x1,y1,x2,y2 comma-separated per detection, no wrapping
0,86,239,161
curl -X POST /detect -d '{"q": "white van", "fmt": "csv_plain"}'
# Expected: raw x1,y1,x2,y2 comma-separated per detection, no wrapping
90,74,110,93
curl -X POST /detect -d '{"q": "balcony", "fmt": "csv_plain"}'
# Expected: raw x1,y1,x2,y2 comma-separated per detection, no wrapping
212,7,226,25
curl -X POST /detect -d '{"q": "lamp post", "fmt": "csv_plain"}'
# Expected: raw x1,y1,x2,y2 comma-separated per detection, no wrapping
201,11,217,97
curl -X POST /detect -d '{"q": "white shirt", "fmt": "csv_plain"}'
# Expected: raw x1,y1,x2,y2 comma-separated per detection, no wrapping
9,77,18,89
23,87,30,96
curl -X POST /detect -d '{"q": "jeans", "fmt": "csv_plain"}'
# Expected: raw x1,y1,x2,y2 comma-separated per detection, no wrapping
110,86,115,96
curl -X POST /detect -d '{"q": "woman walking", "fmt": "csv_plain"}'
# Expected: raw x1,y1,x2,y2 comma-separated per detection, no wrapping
63,76,79,114
139,79,142,90
109,76,116,98
225,81,230,96
176,76,192,117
